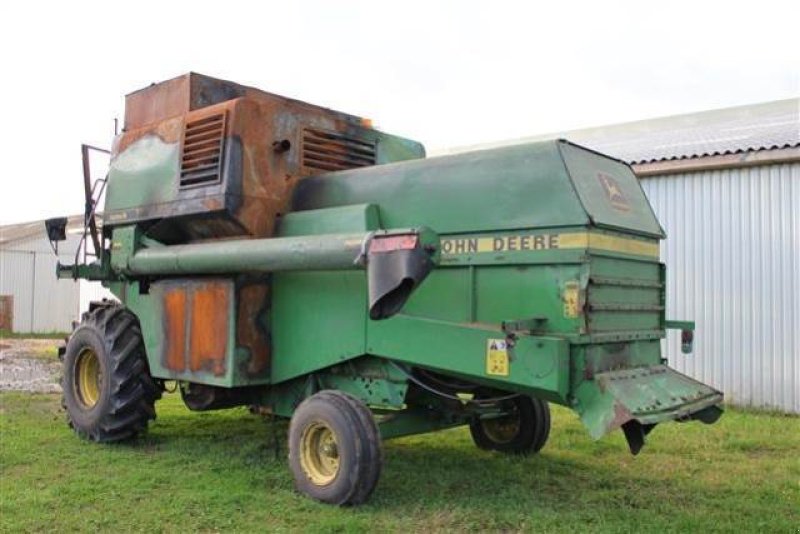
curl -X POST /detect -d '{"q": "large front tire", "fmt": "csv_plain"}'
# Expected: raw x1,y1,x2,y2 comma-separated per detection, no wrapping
288,390,382,505
62,304,160,442
469,396,550,455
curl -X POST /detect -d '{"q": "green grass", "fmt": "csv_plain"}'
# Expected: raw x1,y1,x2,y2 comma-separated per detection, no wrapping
0,330,69,340
1,393,797,533
24,346,60,361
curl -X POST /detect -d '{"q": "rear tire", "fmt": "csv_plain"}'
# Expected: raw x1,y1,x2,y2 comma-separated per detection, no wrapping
469,396,550,455
288,390,382,505
62,304,160,442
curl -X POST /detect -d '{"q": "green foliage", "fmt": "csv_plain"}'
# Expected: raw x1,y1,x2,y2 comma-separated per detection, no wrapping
1,393,797,532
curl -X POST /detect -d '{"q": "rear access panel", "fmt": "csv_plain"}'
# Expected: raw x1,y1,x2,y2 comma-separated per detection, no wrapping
148,278,270,387
158,280,231,378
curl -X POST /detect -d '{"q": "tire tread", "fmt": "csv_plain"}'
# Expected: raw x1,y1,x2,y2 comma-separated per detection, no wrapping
288,390,382,505
469,396,551,455
62,303,160,443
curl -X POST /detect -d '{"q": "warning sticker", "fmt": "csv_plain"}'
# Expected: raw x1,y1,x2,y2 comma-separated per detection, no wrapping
486,339,510,377
563,280,581,318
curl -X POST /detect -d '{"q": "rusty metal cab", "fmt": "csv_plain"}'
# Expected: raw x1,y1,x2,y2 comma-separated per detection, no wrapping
103,73,424,243
99,74,426,390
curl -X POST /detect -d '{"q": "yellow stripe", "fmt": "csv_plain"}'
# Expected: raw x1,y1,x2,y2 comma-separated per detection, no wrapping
559,232,659,257
476,238,494,252
440,232,659,258
555,232,589,249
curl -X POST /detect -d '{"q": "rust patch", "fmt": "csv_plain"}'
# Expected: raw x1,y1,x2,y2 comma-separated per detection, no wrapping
202,197,223,211
188,282,229,376
0,295,13,331
125,74,191,130
114,115,183,154
163,289,187,371
110,73,379,242
236,283,270,376
608,400,635,434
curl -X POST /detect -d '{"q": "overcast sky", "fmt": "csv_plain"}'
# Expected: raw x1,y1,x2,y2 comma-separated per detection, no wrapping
0,0,797,225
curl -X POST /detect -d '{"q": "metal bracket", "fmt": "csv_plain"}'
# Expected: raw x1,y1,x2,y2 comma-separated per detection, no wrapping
664,320,695,330
502,317,548,335
665,320,695,354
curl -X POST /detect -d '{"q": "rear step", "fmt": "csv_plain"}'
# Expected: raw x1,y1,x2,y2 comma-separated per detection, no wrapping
575,364,723,454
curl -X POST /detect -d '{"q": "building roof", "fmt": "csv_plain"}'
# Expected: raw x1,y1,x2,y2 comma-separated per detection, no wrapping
438,98,799,166
0,214,88,248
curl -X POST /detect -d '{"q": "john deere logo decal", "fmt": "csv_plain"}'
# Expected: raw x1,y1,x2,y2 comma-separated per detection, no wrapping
597,172,630,212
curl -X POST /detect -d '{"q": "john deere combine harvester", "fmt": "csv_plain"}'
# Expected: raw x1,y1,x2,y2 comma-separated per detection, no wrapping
48,73,722,505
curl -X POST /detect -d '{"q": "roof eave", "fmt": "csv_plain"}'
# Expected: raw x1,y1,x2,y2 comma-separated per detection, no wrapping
633,146,800,177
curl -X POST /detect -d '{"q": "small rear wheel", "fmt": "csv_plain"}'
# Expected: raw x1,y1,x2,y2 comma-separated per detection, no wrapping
469,396,550,455
288,390,382,505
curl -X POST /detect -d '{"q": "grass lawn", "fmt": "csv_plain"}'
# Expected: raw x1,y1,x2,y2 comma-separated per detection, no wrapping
1,392,797,533
0,331,69,340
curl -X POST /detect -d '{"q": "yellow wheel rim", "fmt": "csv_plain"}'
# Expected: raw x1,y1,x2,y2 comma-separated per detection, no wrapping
299,422,340,486
75,348,102,409
481,413,521,444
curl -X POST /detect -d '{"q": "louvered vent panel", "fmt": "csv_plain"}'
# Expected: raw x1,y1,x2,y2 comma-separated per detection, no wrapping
180,113,226,187
302,128,376,174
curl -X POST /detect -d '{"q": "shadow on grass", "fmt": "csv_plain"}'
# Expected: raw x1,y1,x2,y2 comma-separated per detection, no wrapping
120,406,700,517
5,393,796,531
374,441,700,515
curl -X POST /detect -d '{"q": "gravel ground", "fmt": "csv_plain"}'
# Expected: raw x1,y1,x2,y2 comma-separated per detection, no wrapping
0,339,63,393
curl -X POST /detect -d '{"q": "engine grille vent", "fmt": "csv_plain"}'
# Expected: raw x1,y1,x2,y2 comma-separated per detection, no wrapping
180,113,226,187
302,128,376,174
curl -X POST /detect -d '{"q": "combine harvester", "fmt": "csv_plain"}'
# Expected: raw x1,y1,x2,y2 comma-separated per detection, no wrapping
48,74,722,505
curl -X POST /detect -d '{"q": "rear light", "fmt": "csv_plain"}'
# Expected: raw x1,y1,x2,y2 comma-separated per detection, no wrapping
369,234,419,253
681,329,694,354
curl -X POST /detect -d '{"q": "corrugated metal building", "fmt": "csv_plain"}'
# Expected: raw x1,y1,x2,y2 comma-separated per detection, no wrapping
438,98,799,414
0,216,114,333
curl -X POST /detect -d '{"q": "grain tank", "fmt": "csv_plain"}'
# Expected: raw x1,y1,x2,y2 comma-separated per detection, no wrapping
49,73,722,505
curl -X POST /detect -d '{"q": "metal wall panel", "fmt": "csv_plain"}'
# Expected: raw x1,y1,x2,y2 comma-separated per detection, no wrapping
32,251,81,332
641,162,799,414
0,250,36,332
0,234,85,332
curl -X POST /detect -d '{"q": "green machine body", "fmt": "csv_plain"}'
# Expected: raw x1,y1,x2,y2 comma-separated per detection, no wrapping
51,73,721,505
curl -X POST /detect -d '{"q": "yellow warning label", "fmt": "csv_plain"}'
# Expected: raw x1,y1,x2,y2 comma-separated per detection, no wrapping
563,281,581,318
486,339,510,376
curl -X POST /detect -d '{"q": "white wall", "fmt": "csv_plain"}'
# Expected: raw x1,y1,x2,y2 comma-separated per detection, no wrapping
641,162,799,414
0,233,114,333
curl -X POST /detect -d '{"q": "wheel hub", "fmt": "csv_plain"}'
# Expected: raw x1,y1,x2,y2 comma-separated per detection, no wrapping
75,347,102,409
481,412,521,444
300,422,340,486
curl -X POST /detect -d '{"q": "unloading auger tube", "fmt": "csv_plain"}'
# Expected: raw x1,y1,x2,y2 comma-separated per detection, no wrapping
48,73,723,506
123,228,438,321
125,231,380,275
